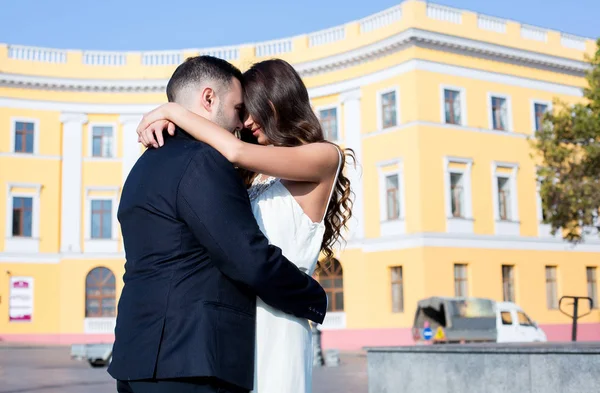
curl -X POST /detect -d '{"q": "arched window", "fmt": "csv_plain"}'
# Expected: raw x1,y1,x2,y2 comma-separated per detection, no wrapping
317,259,344,312
85,267,116,317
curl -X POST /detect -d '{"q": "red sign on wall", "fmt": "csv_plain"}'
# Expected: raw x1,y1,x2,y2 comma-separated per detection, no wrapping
9,277,34,322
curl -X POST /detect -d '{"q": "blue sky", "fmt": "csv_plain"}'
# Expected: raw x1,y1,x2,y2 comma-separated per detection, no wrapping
1,0,598,51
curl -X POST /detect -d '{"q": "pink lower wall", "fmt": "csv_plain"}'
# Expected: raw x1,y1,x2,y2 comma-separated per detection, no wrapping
1,323,599,349
0,334,113,346
320,323,600,350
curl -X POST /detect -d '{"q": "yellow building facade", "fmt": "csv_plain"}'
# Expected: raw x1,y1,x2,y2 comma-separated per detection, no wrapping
1,1,599,349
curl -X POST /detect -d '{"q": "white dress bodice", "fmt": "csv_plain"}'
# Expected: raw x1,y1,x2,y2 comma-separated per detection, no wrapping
248,177,325,275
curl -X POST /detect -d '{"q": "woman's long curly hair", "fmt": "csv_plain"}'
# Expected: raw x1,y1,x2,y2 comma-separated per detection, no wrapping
238,59,355,264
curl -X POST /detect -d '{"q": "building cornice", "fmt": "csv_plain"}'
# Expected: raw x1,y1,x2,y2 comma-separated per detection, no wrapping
2,230,600,263
0,29,590,94
0,58,583,114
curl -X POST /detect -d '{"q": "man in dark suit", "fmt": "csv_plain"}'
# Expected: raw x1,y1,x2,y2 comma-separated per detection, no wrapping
108,56,327,393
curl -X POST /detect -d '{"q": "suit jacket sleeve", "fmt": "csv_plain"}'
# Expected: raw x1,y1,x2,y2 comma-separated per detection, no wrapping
177,147,327,324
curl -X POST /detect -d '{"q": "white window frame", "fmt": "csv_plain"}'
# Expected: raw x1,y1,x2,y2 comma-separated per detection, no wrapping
530,99,553,133
5,183,42,253
315,103,342,143
492,161,520,236
440,85,467,126
84,187,120,253
377,86,400,131
377,158,406,236
536,172,559,238
10,117,40,155
443,157,474,234
87,122,118,159
487,93,513,132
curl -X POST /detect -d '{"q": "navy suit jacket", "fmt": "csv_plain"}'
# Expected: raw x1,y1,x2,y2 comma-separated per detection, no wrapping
107,130,327,390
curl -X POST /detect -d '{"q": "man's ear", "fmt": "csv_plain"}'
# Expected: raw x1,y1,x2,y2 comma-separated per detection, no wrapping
200,87,217,112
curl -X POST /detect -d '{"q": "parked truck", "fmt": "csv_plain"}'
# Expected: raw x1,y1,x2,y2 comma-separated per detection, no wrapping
412,296,547,344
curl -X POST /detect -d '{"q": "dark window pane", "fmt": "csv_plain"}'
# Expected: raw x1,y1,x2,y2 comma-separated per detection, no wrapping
92,137,102,157
12,211,22,236
335,292,344,311
23,208,32,237
25,131,34,153
15,135,23,152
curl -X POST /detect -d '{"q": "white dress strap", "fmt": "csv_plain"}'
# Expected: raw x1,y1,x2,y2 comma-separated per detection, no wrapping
321,146,343,222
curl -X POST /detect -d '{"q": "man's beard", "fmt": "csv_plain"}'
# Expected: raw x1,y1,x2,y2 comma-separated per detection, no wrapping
213,105,236,133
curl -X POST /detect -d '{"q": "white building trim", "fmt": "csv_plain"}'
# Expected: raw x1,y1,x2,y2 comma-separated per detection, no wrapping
439,85,467,126
0,252,126,264
362,120,531,140
443,157,474,234
0,28,589,92
5,183,42,253
0,153,60,160
120,115,144,185
320,311,346,330
6,231,600,264
9,117,40,155
60,113,87,253
345,231,600,253
492,161,520,236
377,158,406,236
340,88,364,240
0,57,584,114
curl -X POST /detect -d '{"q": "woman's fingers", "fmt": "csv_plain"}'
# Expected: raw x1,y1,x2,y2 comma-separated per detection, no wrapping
153,122,165,148
139,120,174,148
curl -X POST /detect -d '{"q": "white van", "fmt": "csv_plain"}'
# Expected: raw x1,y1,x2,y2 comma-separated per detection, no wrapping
413,297,547,344
495,301,547,343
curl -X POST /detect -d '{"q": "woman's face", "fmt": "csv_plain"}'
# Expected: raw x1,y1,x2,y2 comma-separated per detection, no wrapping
244,114,269,145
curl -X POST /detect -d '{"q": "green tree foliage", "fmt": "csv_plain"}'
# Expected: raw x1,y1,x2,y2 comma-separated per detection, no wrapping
532,39,600,242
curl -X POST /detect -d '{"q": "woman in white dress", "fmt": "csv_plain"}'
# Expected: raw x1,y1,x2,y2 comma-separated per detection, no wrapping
136,59,354,393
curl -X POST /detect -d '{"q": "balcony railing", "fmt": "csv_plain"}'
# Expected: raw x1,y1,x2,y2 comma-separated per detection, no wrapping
309,26,346,47
198,45,240,61
426,4,462,24
84,317,116,334
142,51,182,66
83,51,127,66
521,25,548,42
2,2,592,67
477,15,507,34
255,38,293,57
8,45,67,63
561,33,587,50
359,4,402,33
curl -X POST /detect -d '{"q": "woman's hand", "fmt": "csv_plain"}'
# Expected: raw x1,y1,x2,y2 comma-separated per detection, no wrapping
136,103,178,148
138,120,176,148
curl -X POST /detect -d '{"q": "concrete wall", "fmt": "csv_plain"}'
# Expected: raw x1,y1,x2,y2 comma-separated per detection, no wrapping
367,343,600,393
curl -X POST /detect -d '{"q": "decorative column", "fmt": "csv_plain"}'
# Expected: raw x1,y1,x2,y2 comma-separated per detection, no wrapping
340,88,364,240
59,113,87,253
119,115,143,185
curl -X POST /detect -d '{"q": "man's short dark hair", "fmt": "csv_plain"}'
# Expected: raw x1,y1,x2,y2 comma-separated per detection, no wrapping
166,56,243,103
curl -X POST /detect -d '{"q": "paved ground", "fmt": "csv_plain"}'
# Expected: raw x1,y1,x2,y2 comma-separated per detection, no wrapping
0,346,367,393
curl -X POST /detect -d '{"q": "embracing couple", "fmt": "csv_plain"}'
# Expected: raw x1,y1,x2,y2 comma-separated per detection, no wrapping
107,55,354,393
